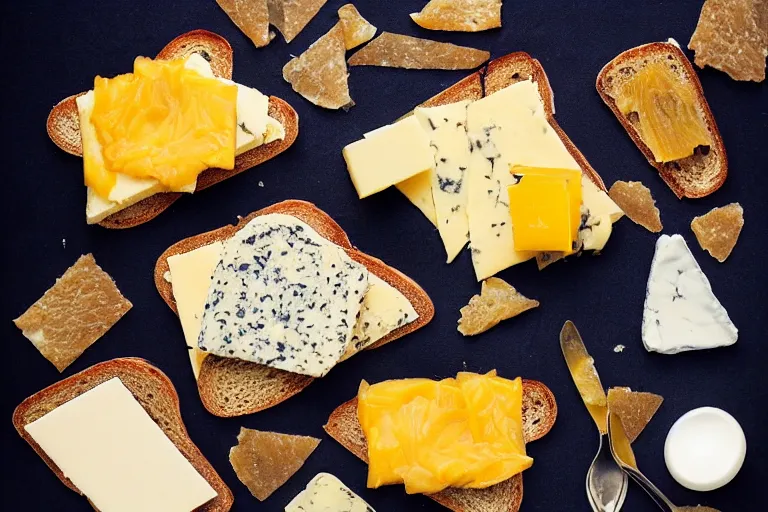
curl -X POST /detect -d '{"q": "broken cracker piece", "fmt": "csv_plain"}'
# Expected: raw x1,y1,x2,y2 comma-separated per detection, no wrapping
216,0,272,48
411,0,502,32
283,24,353,109
268,0,328,43
607,387,664,443
458,277,539,336
13,254,132,372
348,32,490,70
688,0,768,82
691,202,744,262
338,4,376,50
229,427,320,501
608,181,662,233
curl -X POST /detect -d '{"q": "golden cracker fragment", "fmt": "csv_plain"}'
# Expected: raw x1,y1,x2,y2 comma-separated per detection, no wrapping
283,24,353,109
216,0,272,48
608,181,662,233
411,0,502,32
691,202,744,262
607,387,664,443
338,4,376,50
268,0,328,43
347,32,490,70
688,0,768,82
457,277,539,336
229,428,320,501
13,254,132,372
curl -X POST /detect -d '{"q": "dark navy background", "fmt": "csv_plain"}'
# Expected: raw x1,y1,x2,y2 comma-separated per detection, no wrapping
2,1,766,510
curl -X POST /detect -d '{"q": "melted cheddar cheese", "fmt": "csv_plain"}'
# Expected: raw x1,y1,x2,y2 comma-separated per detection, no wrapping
357,371,533,495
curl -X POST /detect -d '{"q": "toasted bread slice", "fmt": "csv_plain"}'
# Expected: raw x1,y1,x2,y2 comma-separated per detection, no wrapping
154,200,435,417
46,30,299,228
596,42,727,199
12,357,233,511
323,379,557,512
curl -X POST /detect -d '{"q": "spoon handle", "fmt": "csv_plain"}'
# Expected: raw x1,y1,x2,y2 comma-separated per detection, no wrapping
624,465,676,511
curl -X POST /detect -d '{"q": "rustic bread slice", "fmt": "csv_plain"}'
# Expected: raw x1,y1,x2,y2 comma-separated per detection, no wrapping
46,30,298,228
323,379,557,512
154,200,435,417
596,42,727,199
12,357,233,511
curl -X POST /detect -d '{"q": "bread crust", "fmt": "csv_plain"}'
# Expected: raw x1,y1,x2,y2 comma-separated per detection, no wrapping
153,200,435,417
12,357,233,511
45,30,298,228
596,42,727,198
323,379,557,512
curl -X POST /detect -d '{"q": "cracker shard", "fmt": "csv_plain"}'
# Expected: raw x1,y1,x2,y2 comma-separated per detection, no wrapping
348,32,490,70
13,254,132,372
457,277,539,336
229,427,320,501
691,202,744,262
216,0,271,48
268,0,328,43
283,24,354,110
608,180,662,233
689,0,768,82
411,0,502,32
338,4,377,50
607,387,664,443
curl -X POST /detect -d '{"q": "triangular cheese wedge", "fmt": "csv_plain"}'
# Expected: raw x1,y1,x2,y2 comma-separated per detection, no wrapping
607,387,663,443
642,234,737,353
229,428,320,501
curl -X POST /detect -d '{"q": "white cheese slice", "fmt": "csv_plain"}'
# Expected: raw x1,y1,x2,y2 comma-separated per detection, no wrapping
24,378,217,512
286,473,375,512
167,242,224,379
642,234,738,354
414,101,472,263
197,214,370,377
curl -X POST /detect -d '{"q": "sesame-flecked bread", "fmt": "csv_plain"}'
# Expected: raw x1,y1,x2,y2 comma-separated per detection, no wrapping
154,200,435,417
45,30,298,228
596,42,727,199
12,358,233,511
323,379,557,512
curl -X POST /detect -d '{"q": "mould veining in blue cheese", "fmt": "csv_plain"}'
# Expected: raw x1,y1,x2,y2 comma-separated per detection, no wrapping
197,214,369,377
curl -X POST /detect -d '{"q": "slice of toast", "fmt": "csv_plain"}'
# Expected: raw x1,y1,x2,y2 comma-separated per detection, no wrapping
154,200,435,417
46,30,299,228
12,357,233,511
323,379,557,512
596,42,727,199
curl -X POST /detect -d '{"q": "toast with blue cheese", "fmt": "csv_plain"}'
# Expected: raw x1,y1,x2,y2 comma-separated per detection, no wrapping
46,30,298,228
154,200,434,417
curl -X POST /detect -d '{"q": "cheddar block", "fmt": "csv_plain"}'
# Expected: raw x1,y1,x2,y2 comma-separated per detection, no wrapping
508,174,574,252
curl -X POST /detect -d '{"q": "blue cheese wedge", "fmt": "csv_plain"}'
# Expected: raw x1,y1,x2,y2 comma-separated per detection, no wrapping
414,101,472,263
197,214,369,377
285,473,375,512
642,234,738,354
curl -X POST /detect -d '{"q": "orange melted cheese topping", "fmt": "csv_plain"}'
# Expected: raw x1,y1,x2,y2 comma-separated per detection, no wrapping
357,371,533,495
88,57,237,197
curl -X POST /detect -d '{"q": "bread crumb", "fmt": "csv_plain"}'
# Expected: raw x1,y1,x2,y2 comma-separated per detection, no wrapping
258,181,264,187
163,270,172,283
614,344,625,353
62,238,66,248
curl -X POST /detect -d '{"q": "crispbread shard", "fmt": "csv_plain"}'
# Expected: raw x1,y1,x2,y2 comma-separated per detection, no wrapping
268,0,328,43
337,4,376,50
689,0,768,82
608,180,662,233
458,277,539,335
691,203,744,262
229,428,320,501
411,0,502,32
198,214,369,377
216,0,272,48
607,387,664,443
347,32,490,69
283,24,353,109
13,254,132,372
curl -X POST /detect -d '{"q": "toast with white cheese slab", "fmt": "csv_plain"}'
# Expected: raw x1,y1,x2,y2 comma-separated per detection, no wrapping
46,30,298,228
154,200,434,417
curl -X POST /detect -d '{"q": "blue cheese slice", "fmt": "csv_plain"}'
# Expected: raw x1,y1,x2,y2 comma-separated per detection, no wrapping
285,473,375,512
642,234,738,354
197,214,369,377
414,101,472,263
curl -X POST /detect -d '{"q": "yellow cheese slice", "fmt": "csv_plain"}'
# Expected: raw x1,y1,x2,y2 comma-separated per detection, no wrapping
395,172,438,226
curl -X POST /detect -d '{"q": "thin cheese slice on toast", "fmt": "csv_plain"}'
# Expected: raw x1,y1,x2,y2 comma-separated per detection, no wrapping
12,358,233,512
46,30,299,228
154,200,435,417
323,379,557,512
596,42,727,199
